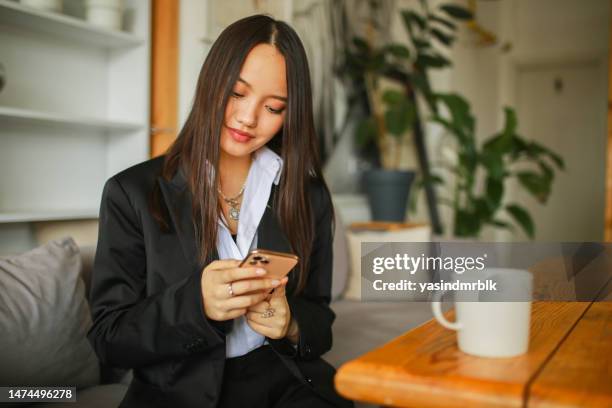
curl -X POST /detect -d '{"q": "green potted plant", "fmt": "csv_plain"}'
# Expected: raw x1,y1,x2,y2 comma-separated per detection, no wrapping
340,0,472,224
422,93,565,238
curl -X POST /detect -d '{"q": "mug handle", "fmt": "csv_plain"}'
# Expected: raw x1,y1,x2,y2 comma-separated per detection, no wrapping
431,289,462,330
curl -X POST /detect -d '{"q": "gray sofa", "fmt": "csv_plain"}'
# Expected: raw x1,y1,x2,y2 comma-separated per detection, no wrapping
0,239,435,408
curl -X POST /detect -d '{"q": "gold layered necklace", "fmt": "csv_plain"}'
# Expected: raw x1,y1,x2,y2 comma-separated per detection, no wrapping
218,155,252,222
218,183,246,221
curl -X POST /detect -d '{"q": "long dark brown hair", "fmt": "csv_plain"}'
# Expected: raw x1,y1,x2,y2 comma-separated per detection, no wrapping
149,14,333,295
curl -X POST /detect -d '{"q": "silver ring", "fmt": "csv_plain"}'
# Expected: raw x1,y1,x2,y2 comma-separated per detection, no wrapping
228,283,234,297
261,307,275,318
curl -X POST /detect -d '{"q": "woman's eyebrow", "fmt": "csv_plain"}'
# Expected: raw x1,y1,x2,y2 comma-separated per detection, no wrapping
237,77,287,102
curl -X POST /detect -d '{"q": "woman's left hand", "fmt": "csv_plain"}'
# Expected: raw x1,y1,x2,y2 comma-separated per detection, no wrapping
246,276,293,340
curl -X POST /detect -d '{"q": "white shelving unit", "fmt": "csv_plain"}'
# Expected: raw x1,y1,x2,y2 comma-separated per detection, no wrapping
0,106,144,133
0,0,151,249
0,209,99,223
0,0,144,48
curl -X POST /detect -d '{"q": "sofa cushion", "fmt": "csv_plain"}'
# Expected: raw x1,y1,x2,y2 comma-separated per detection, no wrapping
0,236,100,388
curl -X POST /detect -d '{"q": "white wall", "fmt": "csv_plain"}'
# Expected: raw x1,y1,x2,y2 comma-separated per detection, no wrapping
178,0,208,128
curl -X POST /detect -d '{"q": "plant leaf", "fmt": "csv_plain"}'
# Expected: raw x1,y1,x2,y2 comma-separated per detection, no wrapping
430,28,455,46
502,107,517,136
384,109,406,136
401,10,415,40
488,219,514,231
435,93,470,121
485,177,504,209
483,107,518,156
526,141,565,170
439,4,473,20
385,101,415,137
483,133,513,155
454,208,481,237
538,160,554,182
459,149,478,175
352,36,370,52
367,50,386,72
416,52,451,68
401,10,426,32
516,171,551,203
413,38,431,49
430,116,466,142
434,93,473,135
385,43,411,59
382,89,404,105
506,204,535,238
474,198,493,221
355,117,377,148
480,151,504,180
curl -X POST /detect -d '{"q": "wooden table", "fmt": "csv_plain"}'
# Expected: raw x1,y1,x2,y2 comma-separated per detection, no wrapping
335,280,612,408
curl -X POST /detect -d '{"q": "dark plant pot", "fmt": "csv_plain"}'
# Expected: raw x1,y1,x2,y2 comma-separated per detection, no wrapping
362,169,416,222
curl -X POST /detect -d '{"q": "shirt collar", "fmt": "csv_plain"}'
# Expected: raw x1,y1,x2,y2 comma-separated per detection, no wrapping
253,145,283,185
192,146,283,187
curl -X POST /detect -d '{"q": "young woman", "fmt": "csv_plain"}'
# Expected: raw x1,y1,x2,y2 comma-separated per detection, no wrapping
87,14,354,408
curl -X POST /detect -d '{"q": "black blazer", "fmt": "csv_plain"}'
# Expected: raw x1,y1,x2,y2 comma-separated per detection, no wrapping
86,156,352,407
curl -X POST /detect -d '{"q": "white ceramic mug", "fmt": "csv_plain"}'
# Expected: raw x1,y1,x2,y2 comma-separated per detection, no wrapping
431,268,533,358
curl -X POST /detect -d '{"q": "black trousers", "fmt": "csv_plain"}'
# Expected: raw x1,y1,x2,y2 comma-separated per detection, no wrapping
217,345,343,408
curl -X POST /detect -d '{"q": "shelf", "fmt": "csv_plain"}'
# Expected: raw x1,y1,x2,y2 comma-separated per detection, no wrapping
0,106,145,133
0,209,99,223
0,0,149,252
0,0,144,49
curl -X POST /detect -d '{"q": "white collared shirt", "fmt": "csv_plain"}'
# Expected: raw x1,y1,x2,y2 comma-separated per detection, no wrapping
216,146,283,358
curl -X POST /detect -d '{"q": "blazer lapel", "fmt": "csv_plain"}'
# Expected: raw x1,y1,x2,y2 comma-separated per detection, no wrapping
158,166,219,274
257,185,292,254
257,184,298,295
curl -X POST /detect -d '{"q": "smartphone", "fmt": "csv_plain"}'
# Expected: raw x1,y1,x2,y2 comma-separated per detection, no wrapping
239,249,299,280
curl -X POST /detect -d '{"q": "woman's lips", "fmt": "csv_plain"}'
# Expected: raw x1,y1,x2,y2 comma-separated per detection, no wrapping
228,127,254,143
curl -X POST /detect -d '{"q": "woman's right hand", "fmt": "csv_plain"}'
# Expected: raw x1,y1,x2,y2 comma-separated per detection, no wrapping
201,259,285,321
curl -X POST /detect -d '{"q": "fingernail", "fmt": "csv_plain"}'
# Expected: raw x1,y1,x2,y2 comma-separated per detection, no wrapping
271,279,280,285
256,268,266,275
